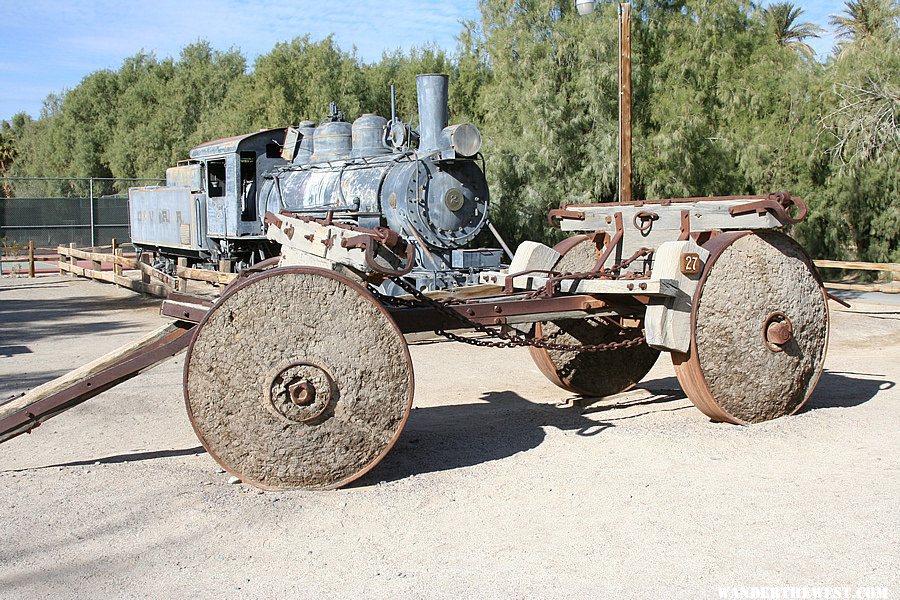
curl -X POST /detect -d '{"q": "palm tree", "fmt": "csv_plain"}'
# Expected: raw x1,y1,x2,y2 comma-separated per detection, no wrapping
762,2,825,58
830,0,900,56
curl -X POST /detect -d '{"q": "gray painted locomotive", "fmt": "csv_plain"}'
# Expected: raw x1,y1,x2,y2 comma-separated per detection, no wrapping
128,74,504,291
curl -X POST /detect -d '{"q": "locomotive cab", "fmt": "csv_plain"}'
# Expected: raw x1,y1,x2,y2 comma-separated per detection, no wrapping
128,128,287,269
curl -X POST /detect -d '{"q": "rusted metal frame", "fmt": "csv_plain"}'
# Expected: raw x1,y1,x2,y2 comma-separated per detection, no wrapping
678,210,691,241
557,194,769,210
0,322,195,444
547,208,587,228
161,300,212,323
497,268,557,294
340,233,416,277
592,212,624,272
633,211,659,234
728,192,808,225
388,293,645,334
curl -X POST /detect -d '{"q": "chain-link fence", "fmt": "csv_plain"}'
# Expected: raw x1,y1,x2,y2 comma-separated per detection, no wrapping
0,177,163,249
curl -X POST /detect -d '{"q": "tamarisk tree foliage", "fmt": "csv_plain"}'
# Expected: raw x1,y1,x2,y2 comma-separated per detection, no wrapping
4,0,899,261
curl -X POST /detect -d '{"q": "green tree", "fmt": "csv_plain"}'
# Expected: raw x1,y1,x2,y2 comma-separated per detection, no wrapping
107,43,246,180
198,36,367,140
761,2,824,58
830,0,900,57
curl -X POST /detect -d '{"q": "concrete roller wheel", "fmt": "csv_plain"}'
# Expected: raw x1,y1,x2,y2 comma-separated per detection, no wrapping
184,267,414,490
672,231,828,424
530,235,660,397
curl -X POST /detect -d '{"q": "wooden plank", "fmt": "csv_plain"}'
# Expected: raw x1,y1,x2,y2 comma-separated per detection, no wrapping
400,283,504,302
814,260,900,274
58,261,170,297
114,248,124,276
824,282,900,294
176,266,237,285
479,270,677,297
558,200,783,233
177,257,189,292
58,246,138,269
0,323,184,422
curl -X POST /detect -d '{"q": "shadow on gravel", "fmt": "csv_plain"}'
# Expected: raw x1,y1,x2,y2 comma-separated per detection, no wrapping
361,370,893,485
801,370,894,411
3,446,207,472
356,384,687,486
0,293,158,347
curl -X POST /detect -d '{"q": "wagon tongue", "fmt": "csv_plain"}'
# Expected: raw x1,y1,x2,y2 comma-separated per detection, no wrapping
0,319,197,445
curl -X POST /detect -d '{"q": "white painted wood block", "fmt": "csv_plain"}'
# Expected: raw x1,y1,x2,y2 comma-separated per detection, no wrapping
508,241,561,274
644,240,710,353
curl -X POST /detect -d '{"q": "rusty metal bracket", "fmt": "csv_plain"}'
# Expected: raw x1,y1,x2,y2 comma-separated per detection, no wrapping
729,192,808,225
340,233,415,277
592,212,624,272
678,210,691,241
547,208,587,228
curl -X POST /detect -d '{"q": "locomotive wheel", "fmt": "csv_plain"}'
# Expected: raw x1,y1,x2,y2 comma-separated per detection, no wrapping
184,267,414,490
672,231,828,424
529,235,661,397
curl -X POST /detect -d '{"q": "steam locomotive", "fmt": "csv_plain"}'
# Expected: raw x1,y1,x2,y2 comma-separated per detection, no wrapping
128,74,503,291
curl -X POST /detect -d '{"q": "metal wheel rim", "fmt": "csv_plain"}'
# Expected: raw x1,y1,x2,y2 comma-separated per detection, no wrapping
183,266,414,490
672,231,829,424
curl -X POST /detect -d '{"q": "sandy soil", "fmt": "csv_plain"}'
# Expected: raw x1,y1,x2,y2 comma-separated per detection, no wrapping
1,275,898,599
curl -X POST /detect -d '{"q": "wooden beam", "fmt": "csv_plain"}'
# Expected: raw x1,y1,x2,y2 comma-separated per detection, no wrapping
28,240,35,278
176,266,237,285
814,260,900,274
619,2,632,203
824,282,900,294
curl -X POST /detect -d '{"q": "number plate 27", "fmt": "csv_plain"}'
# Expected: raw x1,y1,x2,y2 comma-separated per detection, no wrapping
681,252,702,276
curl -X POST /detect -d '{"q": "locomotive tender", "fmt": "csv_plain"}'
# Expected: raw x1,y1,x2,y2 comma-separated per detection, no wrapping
128,74,501,291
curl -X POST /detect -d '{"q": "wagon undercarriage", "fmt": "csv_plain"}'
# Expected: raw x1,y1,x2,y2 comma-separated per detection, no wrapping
0,193,829,491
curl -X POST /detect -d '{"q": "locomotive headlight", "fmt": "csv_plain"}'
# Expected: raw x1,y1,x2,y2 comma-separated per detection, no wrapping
441,124,482,157
575,0,596,15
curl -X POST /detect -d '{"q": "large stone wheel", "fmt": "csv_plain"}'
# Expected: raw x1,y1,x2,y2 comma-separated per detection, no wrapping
529,235,661,397
672,231,829,424
184,267,414,490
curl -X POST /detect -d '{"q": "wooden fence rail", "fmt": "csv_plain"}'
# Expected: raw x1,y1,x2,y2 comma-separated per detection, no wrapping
55,244,236,298
813,259,899,294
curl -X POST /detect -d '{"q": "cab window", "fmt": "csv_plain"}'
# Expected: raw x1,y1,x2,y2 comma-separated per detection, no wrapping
206,159,226,198
240,152,257,221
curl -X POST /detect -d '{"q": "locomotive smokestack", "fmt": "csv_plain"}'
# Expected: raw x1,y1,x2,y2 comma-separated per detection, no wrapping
416,73,449,153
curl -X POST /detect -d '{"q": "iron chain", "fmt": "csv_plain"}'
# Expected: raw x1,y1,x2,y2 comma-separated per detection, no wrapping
375,275,647,353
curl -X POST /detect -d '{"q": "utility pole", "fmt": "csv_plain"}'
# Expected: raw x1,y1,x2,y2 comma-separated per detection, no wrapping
576,0,633,202
618,2,633,203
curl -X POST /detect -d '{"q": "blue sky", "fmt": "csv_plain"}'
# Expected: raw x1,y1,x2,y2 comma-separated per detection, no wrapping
1,0,844,123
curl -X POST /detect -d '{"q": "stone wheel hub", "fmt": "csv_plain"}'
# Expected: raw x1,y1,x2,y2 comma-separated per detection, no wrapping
763,312,794,351
266,361,333,423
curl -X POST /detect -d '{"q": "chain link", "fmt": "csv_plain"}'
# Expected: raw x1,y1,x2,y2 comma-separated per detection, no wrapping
374,275,647,353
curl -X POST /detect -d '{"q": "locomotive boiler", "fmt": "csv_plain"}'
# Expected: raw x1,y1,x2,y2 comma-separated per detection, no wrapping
128,74,502,291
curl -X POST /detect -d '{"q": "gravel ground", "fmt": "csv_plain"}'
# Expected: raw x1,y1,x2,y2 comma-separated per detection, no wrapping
1,275,898,599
